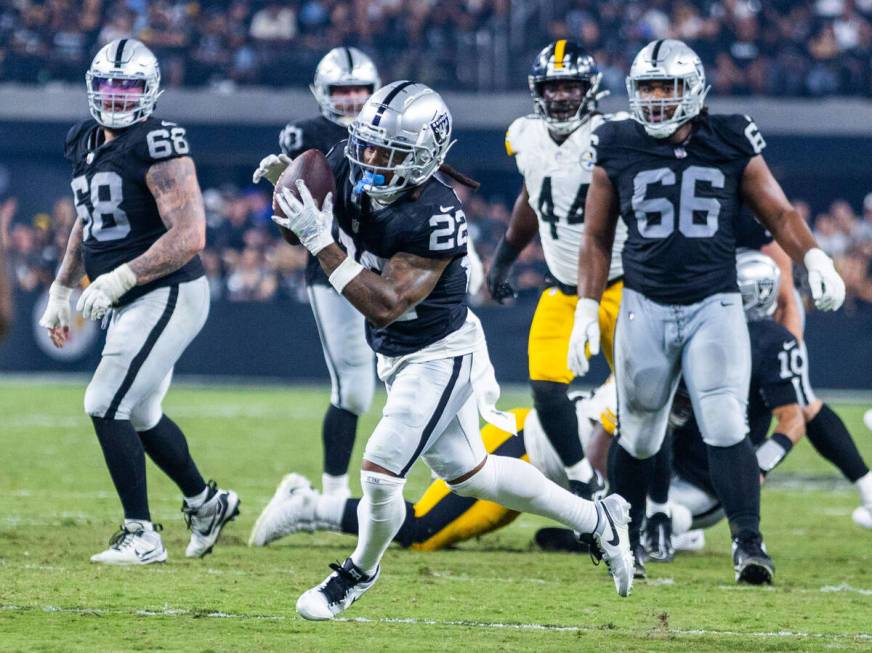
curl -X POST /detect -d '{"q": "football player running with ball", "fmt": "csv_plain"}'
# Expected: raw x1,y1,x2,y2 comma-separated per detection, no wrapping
489,40,624,501
273,81,635,620
252,47,381,503
39,39,239,564
570,39,845,583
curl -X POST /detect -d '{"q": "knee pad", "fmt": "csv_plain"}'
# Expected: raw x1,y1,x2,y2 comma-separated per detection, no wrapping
84,381,114,419
448,456,497,500
696,392,747,448
130,401,163,432
617,431,661,460
338,371,375,416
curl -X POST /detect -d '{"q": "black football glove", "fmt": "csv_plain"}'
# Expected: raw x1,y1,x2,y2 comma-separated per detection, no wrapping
487,237,521,304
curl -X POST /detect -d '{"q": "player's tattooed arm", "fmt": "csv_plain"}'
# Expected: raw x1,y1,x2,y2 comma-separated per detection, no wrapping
55,218,86,288
741,156,817,263
132,157,206,285
316,244,451,327
578,166,618,301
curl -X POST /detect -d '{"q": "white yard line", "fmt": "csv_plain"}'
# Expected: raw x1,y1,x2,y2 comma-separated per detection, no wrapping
0,604,869,640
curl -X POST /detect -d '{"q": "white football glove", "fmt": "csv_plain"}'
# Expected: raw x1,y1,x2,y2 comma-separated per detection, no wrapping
272,179,334,255
252,153,292,186
76,263,137,321
39,282,74,345
567,298,601,377
804,248,845,311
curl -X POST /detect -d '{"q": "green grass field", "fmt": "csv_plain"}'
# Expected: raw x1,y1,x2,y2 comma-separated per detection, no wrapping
1,379,871,652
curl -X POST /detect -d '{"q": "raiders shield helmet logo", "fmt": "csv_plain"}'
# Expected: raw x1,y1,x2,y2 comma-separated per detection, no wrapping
429,112,450,146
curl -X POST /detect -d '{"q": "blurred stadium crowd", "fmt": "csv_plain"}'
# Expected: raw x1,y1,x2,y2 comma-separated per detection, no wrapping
3,0,872,95
3,184,872,307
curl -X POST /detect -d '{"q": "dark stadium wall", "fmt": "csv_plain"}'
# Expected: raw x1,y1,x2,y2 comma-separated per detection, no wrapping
3,288,872,389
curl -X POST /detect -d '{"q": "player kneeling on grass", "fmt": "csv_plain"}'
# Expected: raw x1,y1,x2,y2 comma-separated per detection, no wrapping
39,39,238,565
271,81,635,620
249,383,614,551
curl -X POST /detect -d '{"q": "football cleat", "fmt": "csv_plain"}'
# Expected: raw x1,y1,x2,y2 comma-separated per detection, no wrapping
633,543,647,580
672,529,706,552
90,522,167,565
590,494,634,597
732,535,774,585
535,527,589,553
296,558,380,620
248,473,319,547
644,512,675,563
852,505,872,529
182,481,240,558
568,471,607,502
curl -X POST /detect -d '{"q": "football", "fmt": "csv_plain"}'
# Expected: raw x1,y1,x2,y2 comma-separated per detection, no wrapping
272,148,336,246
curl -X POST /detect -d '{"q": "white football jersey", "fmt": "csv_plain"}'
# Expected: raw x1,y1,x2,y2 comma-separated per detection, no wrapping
506,114,626,286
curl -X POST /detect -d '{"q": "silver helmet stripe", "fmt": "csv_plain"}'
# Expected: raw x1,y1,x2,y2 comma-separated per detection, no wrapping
114,39,127,68
371,80,414,127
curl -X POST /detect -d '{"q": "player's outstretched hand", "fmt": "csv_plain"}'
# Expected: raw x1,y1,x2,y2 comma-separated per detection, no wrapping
273,180,334,255
39,281,73,348
804,248,846,311
486,265,516,304
76,264,137,321
568,298,601,377
252,153,292,186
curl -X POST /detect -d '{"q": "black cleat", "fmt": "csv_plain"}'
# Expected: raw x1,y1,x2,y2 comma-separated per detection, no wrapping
732,535,774,585
535,527,590,553
644,512,675,563
568,472,607,502
633,543,647,579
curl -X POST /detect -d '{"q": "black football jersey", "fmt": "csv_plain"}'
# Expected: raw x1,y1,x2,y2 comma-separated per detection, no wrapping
593,113,766,305
672,318,802,493
326,143,470,356
735,213,773,250
279,115,348,286
64,117,204,305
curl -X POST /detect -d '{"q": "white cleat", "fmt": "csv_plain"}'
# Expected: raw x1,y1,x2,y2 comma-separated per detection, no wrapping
591,494,635,597
672,529,706,552
296,558,380,621
90,522,167,565
852,505,872,529
248,473,319,547
183,481,240,558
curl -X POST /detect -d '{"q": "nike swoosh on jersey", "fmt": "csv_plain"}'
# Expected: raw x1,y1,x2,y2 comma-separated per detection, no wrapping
161,120,178,127
783,341,797,350
439,205,454,213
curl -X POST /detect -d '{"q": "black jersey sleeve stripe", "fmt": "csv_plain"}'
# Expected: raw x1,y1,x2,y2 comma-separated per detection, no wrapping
399,355,464,477
104,285,178,420
650,39,664,64
114,39,128,68
371,80,415,127
344,47,354,72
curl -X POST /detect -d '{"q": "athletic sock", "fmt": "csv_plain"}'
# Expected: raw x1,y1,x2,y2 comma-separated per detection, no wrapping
449,455,599,534
138,415,207,497
92,417,150,521
608,438,655,546
566,458,595,484
649,430,673,506
322,472,350,497
323,404,358,477
531,380,584,468
806,404,870,483
340,498,417,547
856,472,872,506
314,493,348,530
350,471,407,576
706,439,760,540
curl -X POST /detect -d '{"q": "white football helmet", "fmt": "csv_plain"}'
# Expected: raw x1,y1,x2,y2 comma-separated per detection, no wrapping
736,249,781,322
311,47,381,126
86,38,162,129
626,39,709,139
345,81,454,203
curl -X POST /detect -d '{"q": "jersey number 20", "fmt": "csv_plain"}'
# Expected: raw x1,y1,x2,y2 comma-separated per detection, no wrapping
632,165,724,239
72,172,130,242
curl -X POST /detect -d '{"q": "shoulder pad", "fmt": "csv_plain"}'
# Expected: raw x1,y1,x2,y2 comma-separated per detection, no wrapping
131,117,192,167
709,113,767,157
64,119,96,163
505,115,539,157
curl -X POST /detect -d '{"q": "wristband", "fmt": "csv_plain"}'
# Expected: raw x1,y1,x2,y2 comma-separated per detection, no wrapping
329,256,364,294
756,432,794,476
49,281,74,302
491,237,522,271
